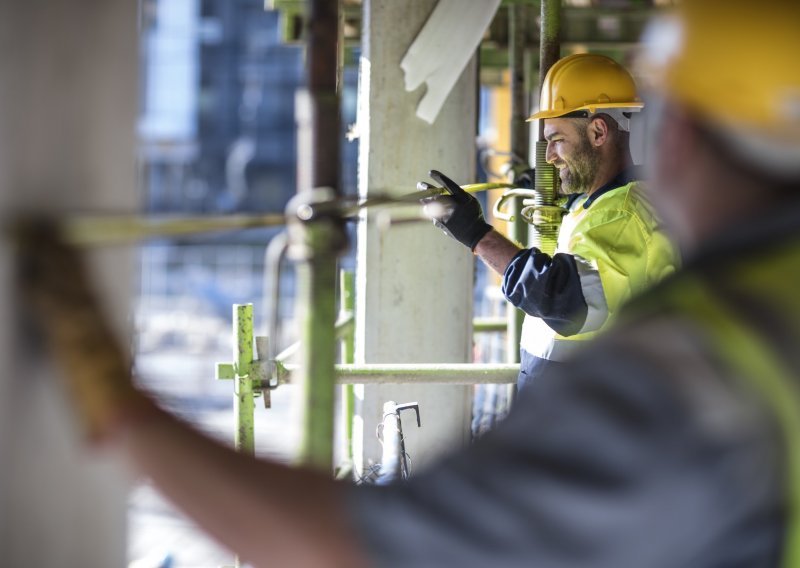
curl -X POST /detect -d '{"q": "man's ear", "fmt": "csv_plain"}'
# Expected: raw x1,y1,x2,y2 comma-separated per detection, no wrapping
588,117,609,147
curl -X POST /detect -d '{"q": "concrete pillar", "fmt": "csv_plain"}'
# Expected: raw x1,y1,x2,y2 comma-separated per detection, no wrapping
354,0,476,472
0,1,137,564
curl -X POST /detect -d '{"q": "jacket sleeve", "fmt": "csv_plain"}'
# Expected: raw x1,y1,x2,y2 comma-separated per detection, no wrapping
501,248,592,337
502,211,650,337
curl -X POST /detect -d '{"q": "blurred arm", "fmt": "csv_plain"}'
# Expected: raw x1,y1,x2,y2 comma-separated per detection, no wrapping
15,222,366,568
118,405,366,568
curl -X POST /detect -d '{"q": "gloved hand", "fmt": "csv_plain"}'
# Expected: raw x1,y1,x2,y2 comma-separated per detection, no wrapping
417,169,492,250
14,220,150,444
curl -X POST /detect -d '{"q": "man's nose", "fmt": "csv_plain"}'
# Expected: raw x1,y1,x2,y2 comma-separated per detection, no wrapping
545,141,557,165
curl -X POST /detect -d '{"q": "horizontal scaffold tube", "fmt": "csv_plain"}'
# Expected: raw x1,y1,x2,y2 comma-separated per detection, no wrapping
30,182,515,247
276,363,519,385
63,213,287,246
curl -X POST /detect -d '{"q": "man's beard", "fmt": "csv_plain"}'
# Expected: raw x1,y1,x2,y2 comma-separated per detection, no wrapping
558,135,601,195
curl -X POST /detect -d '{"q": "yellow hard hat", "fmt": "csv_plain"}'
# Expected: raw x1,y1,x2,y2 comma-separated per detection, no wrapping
638,0,800,140
528,53,644,121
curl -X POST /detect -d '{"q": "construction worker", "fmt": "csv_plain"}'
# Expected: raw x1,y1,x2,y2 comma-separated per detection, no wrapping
16,0,800,565
421,53,678,388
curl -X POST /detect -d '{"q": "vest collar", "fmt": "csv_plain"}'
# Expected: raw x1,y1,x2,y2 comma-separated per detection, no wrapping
578,166,640,210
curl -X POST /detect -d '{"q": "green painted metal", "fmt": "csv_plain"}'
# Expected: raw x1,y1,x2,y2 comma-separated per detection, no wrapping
215,363,235,380
340,270,356,462
296,221,340,470
275,363,520,386
234,304,256,456
63,213,286,247
333,364,519,384
531,140,563,254
255,336,272,409
215,304,257,456
473,317,508,333
507,2,531,369
533,0,561,257
292,0,343,473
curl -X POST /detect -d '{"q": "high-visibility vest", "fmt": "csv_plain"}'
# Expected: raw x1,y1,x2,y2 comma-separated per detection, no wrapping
521,180,678,363
631,245,800,567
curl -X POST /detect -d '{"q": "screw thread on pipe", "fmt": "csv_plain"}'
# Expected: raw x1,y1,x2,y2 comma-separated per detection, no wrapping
533,141,559,255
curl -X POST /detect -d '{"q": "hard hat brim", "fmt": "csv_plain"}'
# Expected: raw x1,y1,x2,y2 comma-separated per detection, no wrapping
527,101,644,122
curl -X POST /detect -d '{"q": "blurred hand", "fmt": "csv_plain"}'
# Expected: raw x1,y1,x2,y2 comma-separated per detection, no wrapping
417,169,492,250
13,220,148,444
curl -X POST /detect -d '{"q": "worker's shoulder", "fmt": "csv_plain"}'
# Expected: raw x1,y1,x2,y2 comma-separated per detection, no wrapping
592,179,655,216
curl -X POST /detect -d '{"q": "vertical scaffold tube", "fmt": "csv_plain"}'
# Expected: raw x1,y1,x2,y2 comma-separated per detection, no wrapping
294,0,346,471
234,304,256,456
297,242,339,469
340,271,356,462
534,0,561,256
506,3,530,366
509,2,530,236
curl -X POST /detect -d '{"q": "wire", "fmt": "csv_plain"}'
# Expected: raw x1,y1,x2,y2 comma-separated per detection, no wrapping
354,463,383,485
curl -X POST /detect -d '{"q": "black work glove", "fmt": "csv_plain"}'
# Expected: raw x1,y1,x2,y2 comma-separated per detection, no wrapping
417,169,492,250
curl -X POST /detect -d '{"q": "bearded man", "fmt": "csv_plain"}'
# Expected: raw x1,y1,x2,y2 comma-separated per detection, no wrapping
422,53,678,388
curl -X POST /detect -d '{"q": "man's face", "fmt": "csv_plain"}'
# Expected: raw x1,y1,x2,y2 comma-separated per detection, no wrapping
544,118,602,195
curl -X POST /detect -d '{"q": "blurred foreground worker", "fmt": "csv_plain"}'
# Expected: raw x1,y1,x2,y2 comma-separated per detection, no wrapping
16,0,800,566
421,53,678,388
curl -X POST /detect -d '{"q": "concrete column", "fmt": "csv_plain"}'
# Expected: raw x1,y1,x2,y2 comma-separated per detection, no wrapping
355,0,475,472
0,1,137,565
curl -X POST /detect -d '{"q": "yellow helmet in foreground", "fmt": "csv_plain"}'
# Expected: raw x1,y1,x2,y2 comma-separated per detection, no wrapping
528,53,644,121
638,0,800,142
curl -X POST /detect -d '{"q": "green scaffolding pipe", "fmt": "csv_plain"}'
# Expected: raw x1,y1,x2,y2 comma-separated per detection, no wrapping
63,213,287,247
276,363,520,386
295,223,340,470
215,304,257,456
473,317,508,333
507,2,531,370
340,271,356,462
533,0,562,257
235,304,256,455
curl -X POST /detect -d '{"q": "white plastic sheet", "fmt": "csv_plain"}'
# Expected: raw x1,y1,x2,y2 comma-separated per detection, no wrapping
400,0,501,124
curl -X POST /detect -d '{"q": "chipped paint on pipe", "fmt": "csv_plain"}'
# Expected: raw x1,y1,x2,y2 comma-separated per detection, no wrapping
234,304,256,456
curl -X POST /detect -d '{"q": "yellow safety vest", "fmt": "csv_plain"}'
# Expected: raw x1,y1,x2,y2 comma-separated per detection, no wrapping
521,180,679,362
